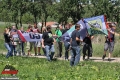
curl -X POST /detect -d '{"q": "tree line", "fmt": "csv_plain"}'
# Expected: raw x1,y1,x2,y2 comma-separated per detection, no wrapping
0,0,120,30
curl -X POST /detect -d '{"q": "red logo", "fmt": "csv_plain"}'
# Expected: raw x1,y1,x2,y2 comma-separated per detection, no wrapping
1,65,18,75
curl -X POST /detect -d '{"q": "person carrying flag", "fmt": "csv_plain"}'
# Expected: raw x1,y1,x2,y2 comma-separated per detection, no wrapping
102,22,116,61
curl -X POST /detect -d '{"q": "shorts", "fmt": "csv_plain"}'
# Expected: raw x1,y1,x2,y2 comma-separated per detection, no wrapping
104,41,114,53
33,41,41,47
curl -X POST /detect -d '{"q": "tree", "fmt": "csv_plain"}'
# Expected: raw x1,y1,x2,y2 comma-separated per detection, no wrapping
18,1,28,26
28,1,41,24
51,0,86,24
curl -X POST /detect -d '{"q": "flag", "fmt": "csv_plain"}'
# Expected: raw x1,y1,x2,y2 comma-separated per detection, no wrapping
84,15,108,35
17,30,42,42
60,20,87,41
77,20,87,40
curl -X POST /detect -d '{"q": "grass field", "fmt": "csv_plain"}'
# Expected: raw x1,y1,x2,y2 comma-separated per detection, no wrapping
0,54,120,80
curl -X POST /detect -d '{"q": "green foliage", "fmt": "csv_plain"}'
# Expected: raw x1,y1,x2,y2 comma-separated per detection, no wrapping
0,0,120,31
22,13,34,24
0,54,120,80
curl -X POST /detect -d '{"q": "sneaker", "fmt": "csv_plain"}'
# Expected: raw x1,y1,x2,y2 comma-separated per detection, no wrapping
102,54,106,60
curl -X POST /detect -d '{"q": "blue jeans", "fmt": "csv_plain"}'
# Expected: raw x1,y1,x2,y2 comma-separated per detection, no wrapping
4,43,13,58
17,42,25,55
42,48,46,56
70,46,80,66
64,42,70,59
11,45,17,56
45,45,55,61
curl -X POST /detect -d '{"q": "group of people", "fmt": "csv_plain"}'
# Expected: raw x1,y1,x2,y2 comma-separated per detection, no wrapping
3,21,116,66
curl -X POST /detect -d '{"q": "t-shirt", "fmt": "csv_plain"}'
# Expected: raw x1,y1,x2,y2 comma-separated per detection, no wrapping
106,28,115,42
62,29,69,35
4,33,11,43
71,30,80,46
33,28,40,33
10,29,19,42
83,36,91,44
55,29,62,42
42,31,54,46
62,29,70,42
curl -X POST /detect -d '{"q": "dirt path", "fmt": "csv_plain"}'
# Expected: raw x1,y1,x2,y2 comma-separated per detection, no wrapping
31,55,120,63
1,52,120,63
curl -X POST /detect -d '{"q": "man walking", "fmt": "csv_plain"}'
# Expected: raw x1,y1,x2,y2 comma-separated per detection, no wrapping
55,25,63,57
102,23,116,61
70,24,82,66
42,25,55,61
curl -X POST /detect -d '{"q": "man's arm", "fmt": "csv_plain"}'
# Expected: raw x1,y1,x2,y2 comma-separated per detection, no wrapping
42,39,45,48
76,37,83,42
76,31,83,42
91,36,94,40
53,38,56,43
42,33,45,48
107,28,115,34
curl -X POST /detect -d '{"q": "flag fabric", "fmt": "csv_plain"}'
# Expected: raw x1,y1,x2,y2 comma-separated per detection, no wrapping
59,25,75,42
84,15,108,35
17,30,42,42
60,20,87,42
17,30,57,42
77,20,87,40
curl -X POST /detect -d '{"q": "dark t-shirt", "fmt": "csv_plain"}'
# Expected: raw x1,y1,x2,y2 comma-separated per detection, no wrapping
83,36,92,44
4,33,11,43
105,28,115,42
42,31,54,46
71,30,80,46
62,29,69,35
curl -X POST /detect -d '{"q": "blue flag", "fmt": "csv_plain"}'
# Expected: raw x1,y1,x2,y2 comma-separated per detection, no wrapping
84,15,108,35
60,20,87,42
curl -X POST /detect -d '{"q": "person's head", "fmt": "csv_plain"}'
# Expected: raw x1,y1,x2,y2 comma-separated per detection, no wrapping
4,27,10,33
69,23,72,28
109,23,116,29
65,23,70,29
47,25,51,31
69,21,74,28
28,25,32,29
12,25,16,29
75,24,80,30
4,28,8,33
34,23,37,28
59,25,63,30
